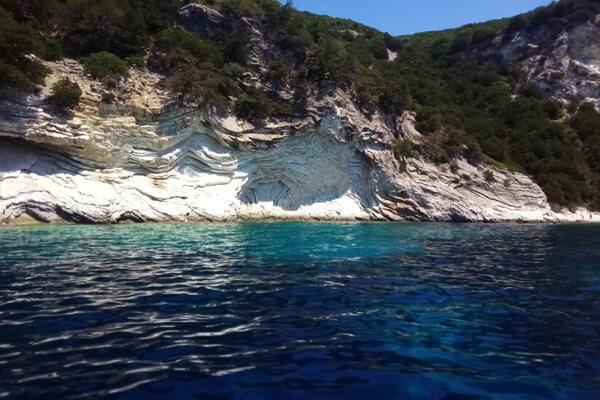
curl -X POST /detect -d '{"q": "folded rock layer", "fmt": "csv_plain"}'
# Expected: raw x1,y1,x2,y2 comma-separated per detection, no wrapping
0,59,595,223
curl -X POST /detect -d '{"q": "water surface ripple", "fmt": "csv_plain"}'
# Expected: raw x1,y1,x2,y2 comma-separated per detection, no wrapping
0,222,599,399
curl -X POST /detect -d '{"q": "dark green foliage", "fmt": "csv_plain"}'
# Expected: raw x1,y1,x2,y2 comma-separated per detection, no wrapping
47,77,82,109
393,139,419,172
56,0,148,57
483,169,496,183
167,65,236,108
392,12,600,207
223,33,249,65
151,25,234,108
0,0,181,88
220,0,263,18
0,0,179,57
375,68,412,115
234,87,291,120
415,107,443,134
570,103,600,208
151,27,223,73
40,40,64,61
369,37,389,60
506,15,528,33
223,62,245,79
384,33,404,52
0,8,50,90
267,60,291,82
571,103,600,141
422,127,482,164
307,37,352,85
527,0,599,33
82,52,129,80
0,0,55,23
126,0,180,33
124,55,145,68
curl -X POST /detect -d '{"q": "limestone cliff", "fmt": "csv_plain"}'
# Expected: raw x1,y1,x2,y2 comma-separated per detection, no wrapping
482,18,600,110
3,57,592,224
0,3,598,223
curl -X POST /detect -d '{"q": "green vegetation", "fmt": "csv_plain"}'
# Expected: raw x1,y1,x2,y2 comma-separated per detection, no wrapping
47,78,82,110
0,0,179,89
393,139,419,173
40,40,64,62
101,91,116,104
0,0,598,208
385,0,600,207
235,87,292,120
167,65,235,108
483,170,496,183
0,8,50,90
393,139,418,160
151,27,223,72
124,55,145,68
82,52,129,80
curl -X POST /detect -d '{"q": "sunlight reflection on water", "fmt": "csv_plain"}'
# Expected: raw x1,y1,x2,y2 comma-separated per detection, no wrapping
0,222,599,399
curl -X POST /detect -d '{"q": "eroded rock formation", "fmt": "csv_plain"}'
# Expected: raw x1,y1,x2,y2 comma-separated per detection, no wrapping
1,3,598,224
485,19,600,110
2,57,586,224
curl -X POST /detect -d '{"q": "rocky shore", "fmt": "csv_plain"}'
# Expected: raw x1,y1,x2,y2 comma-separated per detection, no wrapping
2,57,597,224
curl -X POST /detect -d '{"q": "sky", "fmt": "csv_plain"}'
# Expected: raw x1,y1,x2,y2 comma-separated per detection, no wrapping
280,0,555,35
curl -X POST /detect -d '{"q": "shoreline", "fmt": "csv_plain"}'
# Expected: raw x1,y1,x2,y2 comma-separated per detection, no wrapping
2,210,599,226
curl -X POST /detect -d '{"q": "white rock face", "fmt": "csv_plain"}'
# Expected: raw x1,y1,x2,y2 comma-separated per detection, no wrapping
0,131,371,222
490,21,600,110
0,60,595,223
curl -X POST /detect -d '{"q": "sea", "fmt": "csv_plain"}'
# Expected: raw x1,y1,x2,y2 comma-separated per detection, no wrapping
0,222,599,399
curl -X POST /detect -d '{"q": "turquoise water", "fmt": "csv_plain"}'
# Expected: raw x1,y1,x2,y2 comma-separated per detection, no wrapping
0,222,599,399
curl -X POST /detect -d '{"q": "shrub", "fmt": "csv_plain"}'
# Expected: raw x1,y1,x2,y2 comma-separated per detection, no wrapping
369,38,389,60
506,15,527,34
379,74,411,114
0,8,50,89
82,51,129,80
571,102,600,141
518,82,545,99
393,139,419,161
422,132,451,164
47,77,82,109
223,62,245,80
152,27,223,72
40,40,64,61
56,0,148,57
267,60,291,82
483,169,496,183
308,37,351,85
0,62,36,90
101,91,116,103
223,33,249,65
124,55,145,68
220,0,263,19
127,0,181,33
393,139,419,173
544,100,563,120
167,65,235,108
235,87,289,120
415,107,442,134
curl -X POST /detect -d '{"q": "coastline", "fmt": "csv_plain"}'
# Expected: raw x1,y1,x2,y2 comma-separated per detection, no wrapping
2,207,599,226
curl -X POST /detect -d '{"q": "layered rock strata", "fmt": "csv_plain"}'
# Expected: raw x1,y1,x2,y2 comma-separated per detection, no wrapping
1,58,582,223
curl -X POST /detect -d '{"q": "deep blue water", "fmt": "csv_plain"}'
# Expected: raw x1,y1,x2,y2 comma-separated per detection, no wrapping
0,222,599,400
